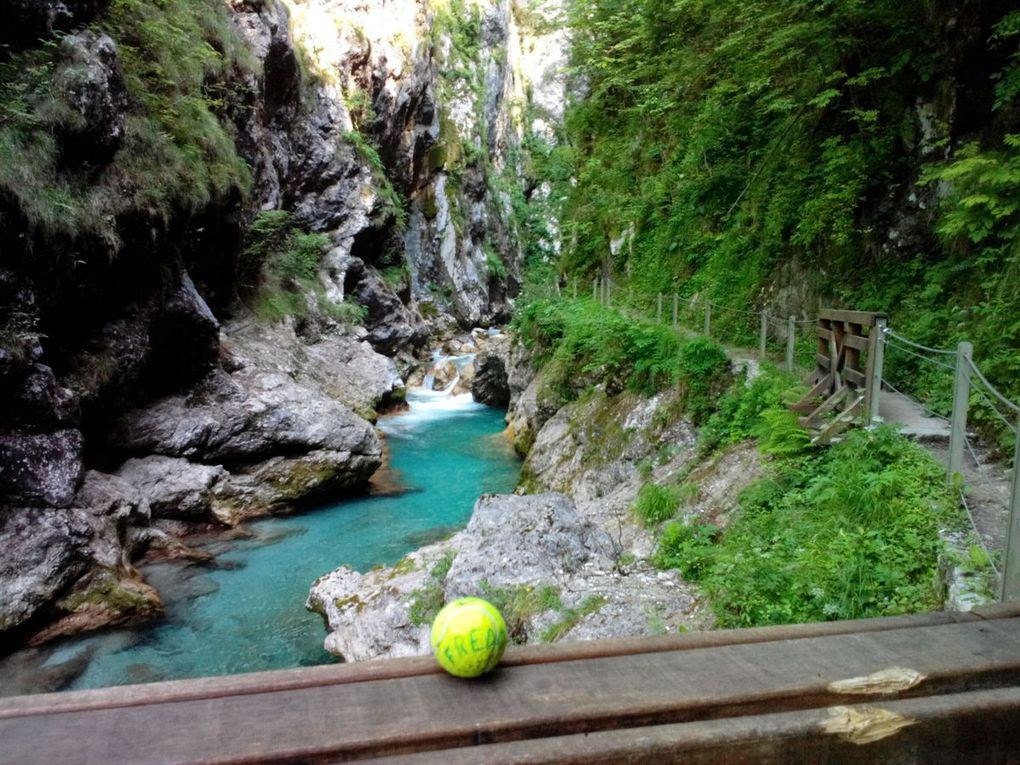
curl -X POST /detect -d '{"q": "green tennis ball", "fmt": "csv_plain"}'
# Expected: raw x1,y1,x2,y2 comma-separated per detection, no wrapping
430,597,508,678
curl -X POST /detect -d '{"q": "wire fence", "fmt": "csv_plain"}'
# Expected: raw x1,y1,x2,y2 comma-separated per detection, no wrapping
556,274,1020,602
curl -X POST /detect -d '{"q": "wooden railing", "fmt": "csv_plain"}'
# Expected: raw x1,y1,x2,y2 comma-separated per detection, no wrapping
790,309,887,445
3,604,1020,763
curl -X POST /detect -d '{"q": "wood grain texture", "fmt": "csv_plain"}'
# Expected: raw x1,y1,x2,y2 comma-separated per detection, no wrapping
2,616,1020,764
363,687,1020,765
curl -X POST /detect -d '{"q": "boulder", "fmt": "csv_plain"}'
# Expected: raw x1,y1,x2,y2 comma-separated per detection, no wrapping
221,319,405,420
0,506,91,633
0,428,83,507
0,363,77,431
344,259,429,356
471,349,509,407
111,369,381,466
212,448,379,523
115,455,226,521
307,493,621,662
145,271,221,391
53,31,127,163
443,494,617,596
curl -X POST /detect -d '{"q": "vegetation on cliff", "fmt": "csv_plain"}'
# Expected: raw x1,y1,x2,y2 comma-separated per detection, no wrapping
0,0,252,252
531,0,1020,426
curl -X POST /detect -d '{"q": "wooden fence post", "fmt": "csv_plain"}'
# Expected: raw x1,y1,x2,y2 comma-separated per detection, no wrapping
657,294,663,323
672,294,678,328
593,278,598,302
704,301,711,336
866,316,887,425
786,316,795,372
1003,418,1020,601
572,281,577,300
948,342,972,486
759,313,768,359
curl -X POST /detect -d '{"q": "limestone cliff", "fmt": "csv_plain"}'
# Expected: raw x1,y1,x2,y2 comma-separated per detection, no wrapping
0,0,565,646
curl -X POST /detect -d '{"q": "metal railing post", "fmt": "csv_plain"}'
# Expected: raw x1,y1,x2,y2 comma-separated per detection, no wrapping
704,301,711,336
866,317,887,425
759,313,768,359
1003,418,1020,601
672,294,678,328
786,316,795,372
948,342,972,486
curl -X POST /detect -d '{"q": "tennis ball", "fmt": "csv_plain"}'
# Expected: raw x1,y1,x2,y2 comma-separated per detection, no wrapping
430,597,508,678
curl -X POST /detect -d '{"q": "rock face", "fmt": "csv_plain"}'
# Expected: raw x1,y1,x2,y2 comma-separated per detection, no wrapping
228,0,567,334
471,338,511,407
0,0,568,649
308,493,624,661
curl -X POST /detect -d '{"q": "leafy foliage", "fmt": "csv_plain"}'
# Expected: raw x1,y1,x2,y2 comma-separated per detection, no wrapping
243,210,363,325
512,296,730,413
537,0,1020,441
655,426,956,626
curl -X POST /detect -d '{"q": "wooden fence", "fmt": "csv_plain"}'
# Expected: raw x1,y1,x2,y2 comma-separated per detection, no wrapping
566,277,1019,603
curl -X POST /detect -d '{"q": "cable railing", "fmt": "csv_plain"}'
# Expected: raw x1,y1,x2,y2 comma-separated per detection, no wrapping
552,273,1020,603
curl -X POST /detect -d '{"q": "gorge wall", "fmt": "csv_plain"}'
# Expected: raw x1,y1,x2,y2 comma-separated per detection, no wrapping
0,0,565,647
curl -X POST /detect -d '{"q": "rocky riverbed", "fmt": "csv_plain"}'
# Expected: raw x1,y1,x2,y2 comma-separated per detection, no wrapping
307,357,766,661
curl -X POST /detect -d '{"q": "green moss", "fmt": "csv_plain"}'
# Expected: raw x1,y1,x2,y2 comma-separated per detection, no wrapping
421,185,440,219
58,570,159,616
332,594,365,611
390,556,417,577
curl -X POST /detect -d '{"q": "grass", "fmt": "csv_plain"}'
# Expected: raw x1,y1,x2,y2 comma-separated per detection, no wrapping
653,425,963,627
479,581,561,644
540,595,607,642
407,551,457,627
631,483,681,527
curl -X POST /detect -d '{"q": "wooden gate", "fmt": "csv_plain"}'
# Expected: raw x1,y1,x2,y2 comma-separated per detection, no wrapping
790,309,887,445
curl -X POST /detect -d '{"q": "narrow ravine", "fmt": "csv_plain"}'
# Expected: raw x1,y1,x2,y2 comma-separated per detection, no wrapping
0,379,519,694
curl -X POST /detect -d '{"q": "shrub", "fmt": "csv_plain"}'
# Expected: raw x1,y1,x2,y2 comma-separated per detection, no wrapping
654,426,958,627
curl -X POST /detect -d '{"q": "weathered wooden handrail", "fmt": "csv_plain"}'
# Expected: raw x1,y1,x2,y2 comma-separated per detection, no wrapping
3,604,1020,764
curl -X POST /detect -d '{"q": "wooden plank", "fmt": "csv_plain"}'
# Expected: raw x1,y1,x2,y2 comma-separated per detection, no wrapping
365,687,1020,765
3,618,1020,764
842,367,866,388
789,374,833,413
843,334,868,352
819,309,887,326
0,609,982,723
800,385,847,428
816,353,831,371
811,395,864,446
817,328,833,343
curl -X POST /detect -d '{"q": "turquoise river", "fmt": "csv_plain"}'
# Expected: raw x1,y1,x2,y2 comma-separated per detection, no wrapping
0,387,520,694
